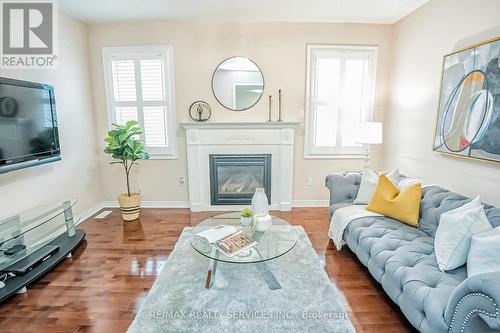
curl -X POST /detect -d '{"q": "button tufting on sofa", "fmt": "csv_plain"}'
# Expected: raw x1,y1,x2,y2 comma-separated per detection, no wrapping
326,175,500,333
342,203,470,332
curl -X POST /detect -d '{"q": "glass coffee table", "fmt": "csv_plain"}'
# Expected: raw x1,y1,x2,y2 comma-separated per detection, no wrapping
190,212,298,290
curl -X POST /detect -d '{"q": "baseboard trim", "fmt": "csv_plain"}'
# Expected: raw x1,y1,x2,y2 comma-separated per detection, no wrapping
292,200,329,208
78,202,105,224
102,200,190,209
98,200,328,210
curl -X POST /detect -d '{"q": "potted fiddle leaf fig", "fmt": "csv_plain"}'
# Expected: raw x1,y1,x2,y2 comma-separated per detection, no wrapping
104,120,149,221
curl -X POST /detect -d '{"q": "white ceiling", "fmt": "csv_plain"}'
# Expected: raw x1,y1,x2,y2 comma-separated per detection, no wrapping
59,0,428,24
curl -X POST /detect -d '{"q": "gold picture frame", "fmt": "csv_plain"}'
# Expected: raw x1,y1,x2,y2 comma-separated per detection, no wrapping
432,36,500,164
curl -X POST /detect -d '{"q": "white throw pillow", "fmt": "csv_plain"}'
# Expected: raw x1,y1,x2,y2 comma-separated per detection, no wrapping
434,197,492,271
398,177,424,191
445,196,481,215
467,227,500,277
353,168,399,205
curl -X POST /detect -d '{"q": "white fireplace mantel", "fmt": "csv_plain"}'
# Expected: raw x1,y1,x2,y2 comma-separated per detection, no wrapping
179,121,301,129
180,121,300,212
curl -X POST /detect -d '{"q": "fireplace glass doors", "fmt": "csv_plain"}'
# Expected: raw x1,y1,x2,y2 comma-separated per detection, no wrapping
209,154,271,205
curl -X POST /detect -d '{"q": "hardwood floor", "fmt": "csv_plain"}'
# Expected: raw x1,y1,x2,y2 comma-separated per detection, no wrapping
0,208,416,333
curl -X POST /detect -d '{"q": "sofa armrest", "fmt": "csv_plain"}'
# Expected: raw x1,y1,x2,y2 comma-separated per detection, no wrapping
445,272,500,333
324,172,361,206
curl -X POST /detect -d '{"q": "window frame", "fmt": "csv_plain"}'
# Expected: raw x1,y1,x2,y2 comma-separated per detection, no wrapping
304,44,378,159
102,46,177,159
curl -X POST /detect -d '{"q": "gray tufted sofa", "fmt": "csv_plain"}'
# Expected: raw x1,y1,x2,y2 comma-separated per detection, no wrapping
325,172,500,333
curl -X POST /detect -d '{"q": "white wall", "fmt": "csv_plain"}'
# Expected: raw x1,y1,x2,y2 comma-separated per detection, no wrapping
88,21,393,204
0,12,102,219
385,0,500,206
3,2,498,215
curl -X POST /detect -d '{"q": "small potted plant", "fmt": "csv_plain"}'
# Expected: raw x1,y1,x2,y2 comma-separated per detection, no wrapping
104,121,149,221
240,208,253,226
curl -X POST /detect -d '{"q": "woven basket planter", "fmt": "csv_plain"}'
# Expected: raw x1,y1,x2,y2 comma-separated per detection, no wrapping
117,192,141,221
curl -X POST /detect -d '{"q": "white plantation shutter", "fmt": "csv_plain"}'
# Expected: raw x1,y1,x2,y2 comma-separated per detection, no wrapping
103,46,176,158
112,60,137,101
115,106,138,125
143,106,167,147
305,45,377,157
140,59,168,148
140,59,165,101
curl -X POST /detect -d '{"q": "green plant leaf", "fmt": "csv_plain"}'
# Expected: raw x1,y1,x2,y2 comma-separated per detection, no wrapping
125,120,139,130
241,208,253,217
104,122,149,166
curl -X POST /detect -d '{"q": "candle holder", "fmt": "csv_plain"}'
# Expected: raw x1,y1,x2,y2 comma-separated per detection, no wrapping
278,89,283,122
267,95,273,122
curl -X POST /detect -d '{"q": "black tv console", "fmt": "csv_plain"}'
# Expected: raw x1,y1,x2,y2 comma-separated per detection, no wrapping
0,200,86,303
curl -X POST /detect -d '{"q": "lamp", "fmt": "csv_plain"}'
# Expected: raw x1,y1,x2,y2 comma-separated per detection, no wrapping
355,122,382,169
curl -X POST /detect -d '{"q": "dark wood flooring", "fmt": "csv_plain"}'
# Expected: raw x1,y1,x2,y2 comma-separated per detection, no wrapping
0,208,416,332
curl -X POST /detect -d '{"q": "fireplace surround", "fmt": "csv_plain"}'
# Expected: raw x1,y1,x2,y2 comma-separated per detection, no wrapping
181,121,299,212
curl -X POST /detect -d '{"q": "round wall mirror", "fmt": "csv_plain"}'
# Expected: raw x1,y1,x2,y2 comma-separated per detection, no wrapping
212,57,264,111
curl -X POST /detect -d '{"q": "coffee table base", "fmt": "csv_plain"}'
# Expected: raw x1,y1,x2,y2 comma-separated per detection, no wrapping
205,258,282,290
255,262,282,290
205,248,219,289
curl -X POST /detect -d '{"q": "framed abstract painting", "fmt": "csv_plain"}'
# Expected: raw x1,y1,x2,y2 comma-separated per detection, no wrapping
433,36,500,164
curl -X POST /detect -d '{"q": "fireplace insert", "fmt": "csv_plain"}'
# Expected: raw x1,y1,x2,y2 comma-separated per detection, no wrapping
209,154,271,205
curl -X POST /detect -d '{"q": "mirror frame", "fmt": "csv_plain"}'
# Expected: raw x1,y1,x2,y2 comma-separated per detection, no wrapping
211,56,265,112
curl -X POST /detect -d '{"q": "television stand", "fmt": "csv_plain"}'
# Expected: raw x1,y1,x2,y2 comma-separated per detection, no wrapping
0,200,86,302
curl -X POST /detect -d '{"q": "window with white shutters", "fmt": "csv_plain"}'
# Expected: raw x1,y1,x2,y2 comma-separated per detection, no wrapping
102,46,176,158
305,45,377,158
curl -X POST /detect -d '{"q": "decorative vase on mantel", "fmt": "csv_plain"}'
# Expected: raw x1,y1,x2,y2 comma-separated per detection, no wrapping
251,188,272,232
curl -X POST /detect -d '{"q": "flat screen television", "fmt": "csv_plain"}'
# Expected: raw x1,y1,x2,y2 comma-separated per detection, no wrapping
0,77,61,174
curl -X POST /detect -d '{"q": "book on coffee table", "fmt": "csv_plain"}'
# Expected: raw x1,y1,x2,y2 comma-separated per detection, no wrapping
196,225,257,257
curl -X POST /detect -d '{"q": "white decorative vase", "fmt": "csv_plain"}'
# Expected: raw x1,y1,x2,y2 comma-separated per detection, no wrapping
254,214,272,232
251,188,271,232
251,188,269,215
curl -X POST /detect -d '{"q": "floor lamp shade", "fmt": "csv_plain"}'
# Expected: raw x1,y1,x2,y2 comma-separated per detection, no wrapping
355,122,383,170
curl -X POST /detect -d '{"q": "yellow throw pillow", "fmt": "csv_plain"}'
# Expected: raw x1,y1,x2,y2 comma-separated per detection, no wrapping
367,175,422,227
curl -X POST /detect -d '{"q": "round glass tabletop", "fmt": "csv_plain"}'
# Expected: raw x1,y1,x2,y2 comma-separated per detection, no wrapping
190,212,298,264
